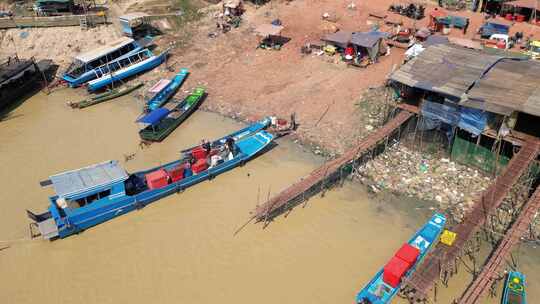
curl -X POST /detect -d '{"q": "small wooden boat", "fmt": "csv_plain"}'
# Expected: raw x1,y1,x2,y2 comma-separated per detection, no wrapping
87,48,168,92
27,129,274,240
138,87,205,142
146,69,189,111
502,271,526,304
355,213,446,304
68,83,143,109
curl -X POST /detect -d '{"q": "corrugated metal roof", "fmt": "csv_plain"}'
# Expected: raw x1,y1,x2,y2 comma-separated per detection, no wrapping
505,0,540,9
50,160,128,199
255,24,284,37
321,30,352,47
389,44,502,99
75,37,135,63
464,59,540,116
350,31,389,48
119,12,150,21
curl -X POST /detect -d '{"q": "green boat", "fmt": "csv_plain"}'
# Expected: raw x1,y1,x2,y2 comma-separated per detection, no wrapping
138,87,205,142
68,83,143,109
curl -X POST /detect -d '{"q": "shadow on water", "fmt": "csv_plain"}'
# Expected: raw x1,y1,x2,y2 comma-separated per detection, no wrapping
0,64,59,122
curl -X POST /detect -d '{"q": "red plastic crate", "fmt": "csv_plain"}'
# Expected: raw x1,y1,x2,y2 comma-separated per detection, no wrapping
146,169,169,189
395,243,420,265
192,146,208,160
192,159,208,174
383,256,410,288
168,166,184,182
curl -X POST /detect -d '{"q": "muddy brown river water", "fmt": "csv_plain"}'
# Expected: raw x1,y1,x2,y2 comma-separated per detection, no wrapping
0,89,538,303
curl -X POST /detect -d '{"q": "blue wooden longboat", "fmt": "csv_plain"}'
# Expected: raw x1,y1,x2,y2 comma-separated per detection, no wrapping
62,37,144,87
87,49,167,92
502,271,526,304
355,213,447,304
146,69,189,111
27,130,274,240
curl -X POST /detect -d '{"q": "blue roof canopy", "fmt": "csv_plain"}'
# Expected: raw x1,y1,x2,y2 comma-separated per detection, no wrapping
137,108,170,125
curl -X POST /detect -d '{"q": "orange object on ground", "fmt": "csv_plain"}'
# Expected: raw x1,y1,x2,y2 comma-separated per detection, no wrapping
515,14,525,22
168,166,184,182
192,158,208,174
146,169,169,189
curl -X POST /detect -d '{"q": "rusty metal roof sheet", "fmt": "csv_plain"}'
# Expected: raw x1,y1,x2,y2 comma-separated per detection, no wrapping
389,44,502,99
464,59,540,116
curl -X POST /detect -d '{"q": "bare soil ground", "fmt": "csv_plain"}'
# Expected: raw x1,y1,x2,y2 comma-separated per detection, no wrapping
3,0,540,154
160,0,540,154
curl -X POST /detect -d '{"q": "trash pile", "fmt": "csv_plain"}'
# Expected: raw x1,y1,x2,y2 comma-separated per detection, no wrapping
356,144,491,219
388,3,425,20
355,86,395,139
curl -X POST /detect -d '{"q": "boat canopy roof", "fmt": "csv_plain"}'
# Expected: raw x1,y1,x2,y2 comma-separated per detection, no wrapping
119,12,150,21
75,37,135,63
50,160,128,199
137,108,170,125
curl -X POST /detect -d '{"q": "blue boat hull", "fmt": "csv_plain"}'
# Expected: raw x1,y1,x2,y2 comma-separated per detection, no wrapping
46,130,274,239
62,47,143,87
147,69,189,111
87,52,167,92
355,213,447,304
502,271,526,304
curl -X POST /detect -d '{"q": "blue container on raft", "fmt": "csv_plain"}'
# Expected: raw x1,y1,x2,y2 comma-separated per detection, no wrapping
355,213,446,304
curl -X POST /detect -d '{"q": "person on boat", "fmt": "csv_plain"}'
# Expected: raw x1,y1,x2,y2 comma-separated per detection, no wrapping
225,137,236,156
183,161,193,178
202,139,211,154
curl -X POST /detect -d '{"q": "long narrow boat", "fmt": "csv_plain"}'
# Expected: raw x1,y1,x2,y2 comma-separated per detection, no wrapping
180,116,273,153
355,213,446,304
138,87,205,142
146,69,189,111
27,130,274,240
62,37,145,87
87,48,168,92
68,83,143,109
502,271,526,304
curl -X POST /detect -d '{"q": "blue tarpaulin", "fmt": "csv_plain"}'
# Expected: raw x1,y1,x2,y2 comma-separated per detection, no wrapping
137,108,170,125
421,100,460,125
479,22,509,38
459,106,487,136
421,100,487,136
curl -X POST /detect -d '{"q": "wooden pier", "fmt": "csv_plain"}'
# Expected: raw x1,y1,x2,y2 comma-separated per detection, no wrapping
457,182,540,303
0,14,108,29
401,138,540,302
252,110,414,223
